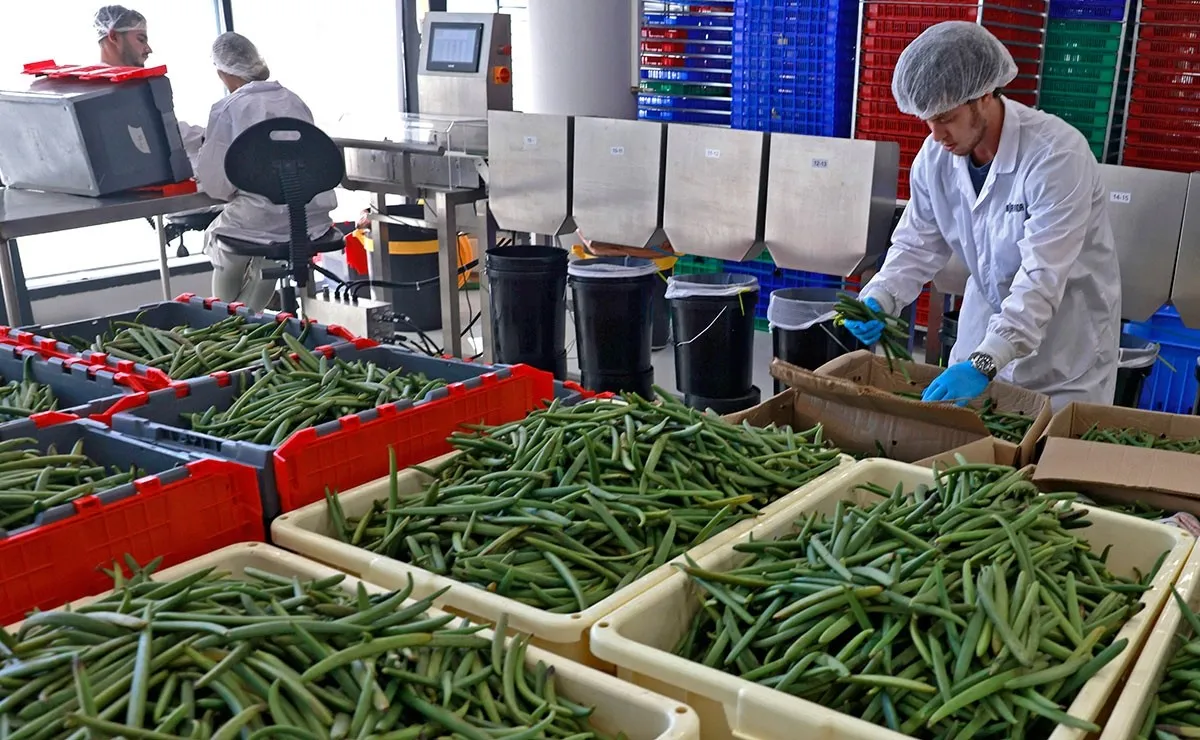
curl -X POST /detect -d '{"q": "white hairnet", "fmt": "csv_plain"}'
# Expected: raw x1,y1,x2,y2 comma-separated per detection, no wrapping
94,5,146,40
212,32,271,82
892,22,1018,120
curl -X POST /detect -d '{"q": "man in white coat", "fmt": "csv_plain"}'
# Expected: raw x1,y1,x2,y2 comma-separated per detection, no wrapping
844,22,1121,411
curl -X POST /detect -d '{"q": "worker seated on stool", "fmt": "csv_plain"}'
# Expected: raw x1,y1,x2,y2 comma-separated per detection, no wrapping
194,32,337,311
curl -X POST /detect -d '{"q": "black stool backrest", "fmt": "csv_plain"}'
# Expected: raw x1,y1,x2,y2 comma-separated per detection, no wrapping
223,117,344,248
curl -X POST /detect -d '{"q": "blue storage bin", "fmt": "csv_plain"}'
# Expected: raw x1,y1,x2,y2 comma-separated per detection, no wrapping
638,94,732,111
644,12,734,27
642,68,732,83
1124,305,1200,414
639,108,732,124
1048,0,1127,21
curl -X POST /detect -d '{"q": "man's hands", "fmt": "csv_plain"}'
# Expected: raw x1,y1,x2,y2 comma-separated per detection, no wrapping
843,297,886,346
922,361,990,406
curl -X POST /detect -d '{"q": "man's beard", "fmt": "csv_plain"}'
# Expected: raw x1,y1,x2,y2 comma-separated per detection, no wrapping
955,104,987,157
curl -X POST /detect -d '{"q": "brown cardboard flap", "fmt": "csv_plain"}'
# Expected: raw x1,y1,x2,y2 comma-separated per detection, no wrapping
1033,436,1200,497
769,357,993,436
727,387,989,463
1043,402,1200,442
916,438,1009,468
808,351,1053,466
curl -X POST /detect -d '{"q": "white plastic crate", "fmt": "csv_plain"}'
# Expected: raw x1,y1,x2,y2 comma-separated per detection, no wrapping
9,543,701,740
589,459,1195,740
1099,538,1200,740
272,450,855,671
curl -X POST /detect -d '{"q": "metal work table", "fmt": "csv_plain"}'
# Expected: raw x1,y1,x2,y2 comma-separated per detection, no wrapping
0,188,220,325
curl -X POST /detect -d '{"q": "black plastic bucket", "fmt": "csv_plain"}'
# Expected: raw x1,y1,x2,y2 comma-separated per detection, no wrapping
1115,333,1157,409
669,273,760,410
487,246,568,379
768,287,859,395
652,267,672,350
939,311,960,368
568,258,657,396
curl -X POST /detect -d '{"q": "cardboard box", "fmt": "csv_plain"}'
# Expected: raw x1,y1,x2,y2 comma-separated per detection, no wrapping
1033,402,1200,518
809,350,1052,465
916,437,1012,468
727,384,994,465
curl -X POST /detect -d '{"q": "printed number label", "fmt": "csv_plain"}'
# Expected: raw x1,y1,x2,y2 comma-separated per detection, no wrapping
522,135,538,149
811,158,829,169
1110,191,1132,204
610,146,625,156
705,148,721,159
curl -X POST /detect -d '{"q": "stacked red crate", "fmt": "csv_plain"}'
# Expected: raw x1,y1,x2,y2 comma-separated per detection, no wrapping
854,0,1049,199
1122,9,1200,171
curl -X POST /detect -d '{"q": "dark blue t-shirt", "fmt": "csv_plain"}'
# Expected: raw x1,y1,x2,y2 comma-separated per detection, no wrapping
969,158,992,195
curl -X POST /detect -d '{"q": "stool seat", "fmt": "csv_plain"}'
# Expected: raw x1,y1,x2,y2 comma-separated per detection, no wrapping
220,227,345,260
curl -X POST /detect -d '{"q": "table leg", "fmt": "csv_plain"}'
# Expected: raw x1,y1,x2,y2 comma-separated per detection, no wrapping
155,215,171,300
1,239,22,326
479,208,496,363
436,191,462,359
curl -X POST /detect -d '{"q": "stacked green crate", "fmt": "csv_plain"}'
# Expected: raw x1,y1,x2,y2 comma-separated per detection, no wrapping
1039,20,1129,162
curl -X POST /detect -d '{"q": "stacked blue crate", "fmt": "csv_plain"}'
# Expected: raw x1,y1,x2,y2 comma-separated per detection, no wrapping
730,0,858,136
1124,305,1200,414
639,2,735,126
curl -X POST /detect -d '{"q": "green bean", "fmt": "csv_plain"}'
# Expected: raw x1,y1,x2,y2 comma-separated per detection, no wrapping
332,391,841,613
0,439,144,531
1081,423,1200,455
0,355,59,423
1,560,627,739
674,462,1155,738
833,292,912,376
184,351,449,444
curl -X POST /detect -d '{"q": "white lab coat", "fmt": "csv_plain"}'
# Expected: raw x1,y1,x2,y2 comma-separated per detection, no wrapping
862,98,1121,411
195,80,337,267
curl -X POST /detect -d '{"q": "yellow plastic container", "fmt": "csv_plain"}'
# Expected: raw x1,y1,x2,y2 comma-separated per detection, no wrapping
9,542,701,740
1099,538,1200,740
589,459,1195,740
271,449,855,672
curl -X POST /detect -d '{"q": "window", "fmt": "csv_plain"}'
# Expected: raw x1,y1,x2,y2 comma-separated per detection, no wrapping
0,0,222,279
233,0,400,222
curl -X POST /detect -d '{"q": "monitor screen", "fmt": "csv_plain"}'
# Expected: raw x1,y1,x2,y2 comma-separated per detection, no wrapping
426,23,484,73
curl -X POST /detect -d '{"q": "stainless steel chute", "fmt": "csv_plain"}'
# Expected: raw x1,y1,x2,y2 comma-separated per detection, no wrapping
764,136,899,276
662,125,767,261
571,117,666,248
487,111,574,236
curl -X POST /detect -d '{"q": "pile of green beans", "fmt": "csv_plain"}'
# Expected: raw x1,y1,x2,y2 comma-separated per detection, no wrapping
0,437,142,531
0,559,624,740
1103,501,1168,521
184,350,448,446
1139,590,1200,739
834,292,913,375
329,391,842,614
673,462,1158,738
0,355,58,423
893,392,1034,445
59,315,309,380
1081,424,1200,454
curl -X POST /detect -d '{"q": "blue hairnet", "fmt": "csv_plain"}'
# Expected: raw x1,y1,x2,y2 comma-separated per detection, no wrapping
212,32,271,82
94,5,146,40
892,22,1018,120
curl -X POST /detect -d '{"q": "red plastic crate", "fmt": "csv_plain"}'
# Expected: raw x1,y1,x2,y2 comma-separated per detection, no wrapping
642,40,686,53
1135,54,1200,74
1137,38,1200,57
1139,7,1200,24
858,84,899,104
1127,115,1200,135
862,50,1041,77
1125,128,1200,154
1132,84,1200,105
0,457,263,623
1129,99,1200,119
865,3,977,22
1123,144,1200,172
856,113,929,138
643,27,688,39
1140,0,1200,9
1138,24,1200,42
916,288,932,328
1135,69,1200,87
271,365,556,513
857,99,906,117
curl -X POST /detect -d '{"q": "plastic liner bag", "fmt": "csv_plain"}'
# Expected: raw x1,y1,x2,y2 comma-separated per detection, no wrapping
767,288,843,332
1118,334,1159,370
567,257,659,279
665,273,758,300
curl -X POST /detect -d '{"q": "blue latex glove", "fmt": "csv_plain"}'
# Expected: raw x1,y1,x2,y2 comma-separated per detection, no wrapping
922,362,990,407
843,297,886,346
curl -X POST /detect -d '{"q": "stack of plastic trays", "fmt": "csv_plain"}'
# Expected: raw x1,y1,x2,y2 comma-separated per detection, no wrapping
854,0,1049,200
639,1,735,126
730,0,859,135
1120,0,1200,171
1038,0,1132,163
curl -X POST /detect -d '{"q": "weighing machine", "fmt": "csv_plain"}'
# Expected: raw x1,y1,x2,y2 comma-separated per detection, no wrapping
308,12,512,359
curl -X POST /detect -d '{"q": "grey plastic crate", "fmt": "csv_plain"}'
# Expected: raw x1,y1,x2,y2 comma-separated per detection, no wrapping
0,345,137,421
0,419,196,538
105,344,516,520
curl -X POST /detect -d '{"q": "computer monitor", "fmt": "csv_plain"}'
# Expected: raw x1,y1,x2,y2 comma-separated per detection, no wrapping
426,22,484,73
